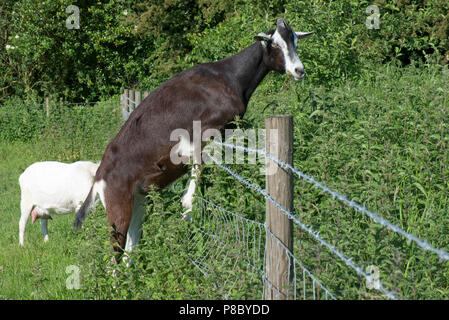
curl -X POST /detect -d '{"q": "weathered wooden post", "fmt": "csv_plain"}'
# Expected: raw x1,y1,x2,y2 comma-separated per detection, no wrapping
264,115,294,300
45,97,50,117
129,89,135,111
144,91,150,99
123,89,129,111
135,90,142,108
121,89,131,120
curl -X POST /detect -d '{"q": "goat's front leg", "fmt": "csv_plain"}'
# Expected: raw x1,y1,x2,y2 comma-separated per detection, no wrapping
181,162,202,219
40,219,49,242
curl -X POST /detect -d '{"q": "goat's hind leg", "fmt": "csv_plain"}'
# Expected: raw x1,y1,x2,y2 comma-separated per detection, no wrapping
19,199,33,246
105,190,134,261
123,191,147,266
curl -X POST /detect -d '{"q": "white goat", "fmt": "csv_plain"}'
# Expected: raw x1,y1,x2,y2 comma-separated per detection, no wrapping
18,160,100,246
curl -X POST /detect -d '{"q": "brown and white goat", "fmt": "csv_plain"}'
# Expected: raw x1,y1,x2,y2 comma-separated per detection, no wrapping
73,18,313,258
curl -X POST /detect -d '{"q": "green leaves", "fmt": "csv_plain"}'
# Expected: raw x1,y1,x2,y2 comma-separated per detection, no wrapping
1,0,139,103
2,0,448,104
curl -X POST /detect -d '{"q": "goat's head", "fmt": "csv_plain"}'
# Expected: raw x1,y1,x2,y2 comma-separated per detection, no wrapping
254,18,313,80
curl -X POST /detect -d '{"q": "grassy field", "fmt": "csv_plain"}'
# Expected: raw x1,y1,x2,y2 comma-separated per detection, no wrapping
0,103,121,299
0,62,448,299
0,139,88,299
0,104,220,299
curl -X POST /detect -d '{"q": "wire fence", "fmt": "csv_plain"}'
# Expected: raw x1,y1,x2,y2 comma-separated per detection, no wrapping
213,141,449,263
204,151,398,299
1,100,118,108
189,197,337,300
188,197,266,299
200,140,449,300
121,91,449,300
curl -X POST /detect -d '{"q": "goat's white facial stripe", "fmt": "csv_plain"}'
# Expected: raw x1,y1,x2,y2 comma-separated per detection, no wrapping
271,29,304,80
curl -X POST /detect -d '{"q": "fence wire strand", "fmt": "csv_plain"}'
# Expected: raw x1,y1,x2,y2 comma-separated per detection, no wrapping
188,197,266,298
190,197,337,300
122,94,448,299
204,152,398,300
213,140,449,262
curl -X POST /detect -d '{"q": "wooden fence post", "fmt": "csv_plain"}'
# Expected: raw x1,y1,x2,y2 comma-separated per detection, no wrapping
135,90,142,108
144,91,150,99
129,89,135,111
45,97,50,117
264,115,294,300
123,89,129,112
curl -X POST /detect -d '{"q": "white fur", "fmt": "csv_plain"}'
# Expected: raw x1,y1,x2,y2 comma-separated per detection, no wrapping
123,191,147,266
178,135,202,219
94,179,107,209
171,133,202,218
181,163,201,220
18,160,100,246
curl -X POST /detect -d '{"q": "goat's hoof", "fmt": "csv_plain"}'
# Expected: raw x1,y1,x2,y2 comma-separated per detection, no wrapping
182,208,192,221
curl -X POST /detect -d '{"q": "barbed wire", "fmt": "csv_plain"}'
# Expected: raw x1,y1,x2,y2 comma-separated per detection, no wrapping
213,140,449,262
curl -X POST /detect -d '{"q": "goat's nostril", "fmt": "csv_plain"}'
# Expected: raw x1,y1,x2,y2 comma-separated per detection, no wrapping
295,68,305,77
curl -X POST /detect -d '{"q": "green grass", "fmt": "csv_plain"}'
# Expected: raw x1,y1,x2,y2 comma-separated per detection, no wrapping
0,140,89,299
0,62,448,299
0,107,216,299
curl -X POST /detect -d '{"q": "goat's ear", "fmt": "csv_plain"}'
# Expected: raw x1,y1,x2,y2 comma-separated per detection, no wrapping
295,31,314,39
254,32,271,45
276,18,288,30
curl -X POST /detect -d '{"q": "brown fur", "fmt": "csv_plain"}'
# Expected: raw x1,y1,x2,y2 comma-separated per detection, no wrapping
76,19,303,256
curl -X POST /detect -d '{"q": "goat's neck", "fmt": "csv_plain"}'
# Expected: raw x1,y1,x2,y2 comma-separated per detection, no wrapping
220,43,269,106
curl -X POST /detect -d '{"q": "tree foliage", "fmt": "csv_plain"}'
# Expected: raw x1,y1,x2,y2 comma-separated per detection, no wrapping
0,0,447,105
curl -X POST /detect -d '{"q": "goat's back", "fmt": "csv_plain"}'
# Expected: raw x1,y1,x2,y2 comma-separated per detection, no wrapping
19,161,98,213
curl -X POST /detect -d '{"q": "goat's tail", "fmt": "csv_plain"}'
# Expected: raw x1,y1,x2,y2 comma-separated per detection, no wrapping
73,182,98,229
